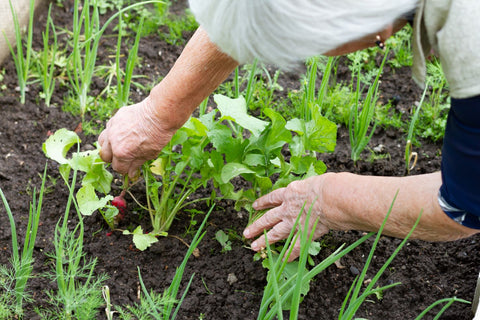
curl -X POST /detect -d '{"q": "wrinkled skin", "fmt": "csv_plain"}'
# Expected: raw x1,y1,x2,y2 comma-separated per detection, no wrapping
98,97,175,178
244,175,331,262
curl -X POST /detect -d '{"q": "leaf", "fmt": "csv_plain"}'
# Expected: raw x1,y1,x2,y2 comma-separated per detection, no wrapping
103,205,119,229
150,157,167,176
215,230,229,245
263,254,310,310
70,149,98,172
215,94,268,137
305,116,337,153
181,117,208,137
286,116,337,154
76,184,113,216
84,160,113,195
123,226,161,251
243,153,265,167
42,128,81,165
308,241,322,256
221,163,256,184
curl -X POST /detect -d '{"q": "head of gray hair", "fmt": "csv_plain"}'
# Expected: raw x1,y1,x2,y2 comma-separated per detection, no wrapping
189,0,418,69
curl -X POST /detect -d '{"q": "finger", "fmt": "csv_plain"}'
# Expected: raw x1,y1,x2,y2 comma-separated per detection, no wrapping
243,206,284,239
127,160,145,179
250,221,293,251
98,129,107,146
99,139,113,163
284,223,329,262
111,156,130,175
253,187,287,210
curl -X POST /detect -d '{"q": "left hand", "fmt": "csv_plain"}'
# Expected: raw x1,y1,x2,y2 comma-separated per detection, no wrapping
243,175,332,261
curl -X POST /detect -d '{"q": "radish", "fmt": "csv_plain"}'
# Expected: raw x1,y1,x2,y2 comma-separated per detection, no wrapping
112,190,127,220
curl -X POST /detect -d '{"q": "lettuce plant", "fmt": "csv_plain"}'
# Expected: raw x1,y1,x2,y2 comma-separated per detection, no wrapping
200,94,337,221
42,129,118,229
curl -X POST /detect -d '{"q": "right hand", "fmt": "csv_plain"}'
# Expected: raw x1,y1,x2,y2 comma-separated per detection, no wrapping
98,97,175,178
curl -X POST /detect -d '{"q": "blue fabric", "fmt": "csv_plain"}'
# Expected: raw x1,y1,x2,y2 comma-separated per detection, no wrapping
439,95,480,229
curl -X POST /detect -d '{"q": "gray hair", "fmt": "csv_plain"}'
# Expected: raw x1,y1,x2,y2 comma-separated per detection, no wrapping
189,0,418,69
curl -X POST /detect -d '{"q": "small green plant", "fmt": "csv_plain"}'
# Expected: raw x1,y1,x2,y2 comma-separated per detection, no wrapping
39,157,107,319
115,14,145,109
215,230,232,253
4,0,35,104
348,50,388,164
206,94,336,222
43,129,119,228
405,87,427,175
256,203,374,319
68,0,164,117
116,206,213,319
386,24,413,68
0,166,47,317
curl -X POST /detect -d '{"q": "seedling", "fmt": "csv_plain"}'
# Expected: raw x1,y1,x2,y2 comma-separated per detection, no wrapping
4,0,35,104
68,0,165,117
349,49,388,164
37,4,58,107
0,166,47,316
115,15,145,109
215,230,232,253
405,87,427,175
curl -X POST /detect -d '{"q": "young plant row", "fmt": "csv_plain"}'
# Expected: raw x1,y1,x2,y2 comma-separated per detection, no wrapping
43,91,337,250
0,165,210,319
0,173,468,319
5,0,197,126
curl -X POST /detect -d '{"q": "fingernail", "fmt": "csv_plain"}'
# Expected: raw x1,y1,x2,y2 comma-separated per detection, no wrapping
251,241,258,250
243,229,250,238
252,201,258,208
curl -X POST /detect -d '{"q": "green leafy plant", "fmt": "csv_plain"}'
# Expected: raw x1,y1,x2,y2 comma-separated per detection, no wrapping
0,166,47,316
202,94,336,221
39,155,107,320
4,0,35,104
348,50,388,164
215,230,232,253
115,14,145,109
42,129,118,229
124,122,212,250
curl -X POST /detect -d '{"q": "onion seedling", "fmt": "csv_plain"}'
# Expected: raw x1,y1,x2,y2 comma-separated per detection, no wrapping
38,4,58,107
257,202,373,320
68,0,165,118
115,15,145,109
4,0,35,104
349,49,388,164
405,86,427,175
0,165,47,316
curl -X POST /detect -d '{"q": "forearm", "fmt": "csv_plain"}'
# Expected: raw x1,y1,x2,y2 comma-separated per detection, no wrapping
322,172,479,241
324,19,407,56
148,27,238,131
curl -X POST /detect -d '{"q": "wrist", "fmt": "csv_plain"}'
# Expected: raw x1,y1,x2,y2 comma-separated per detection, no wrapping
317,172,361,232
145,85,192,132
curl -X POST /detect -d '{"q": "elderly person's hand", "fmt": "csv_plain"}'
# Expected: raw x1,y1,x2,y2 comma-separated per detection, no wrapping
243,175,333,262
98,27,238,177
243,172,480,262
98,97,175,178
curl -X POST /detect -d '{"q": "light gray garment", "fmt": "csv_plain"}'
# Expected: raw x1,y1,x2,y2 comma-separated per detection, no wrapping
412,0,480,99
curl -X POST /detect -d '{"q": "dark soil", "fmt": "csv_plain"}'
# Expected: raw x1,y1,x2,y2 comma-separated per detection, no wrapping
0,1,479,319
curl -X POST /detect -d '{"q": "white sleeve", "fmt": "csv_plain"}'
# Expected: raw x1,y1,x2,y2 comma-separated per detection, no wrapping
189,0,418,69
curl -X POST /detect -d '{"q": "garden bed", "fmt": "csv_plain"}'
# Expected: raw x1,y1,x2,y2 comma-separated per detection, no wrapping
0,1,479,319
